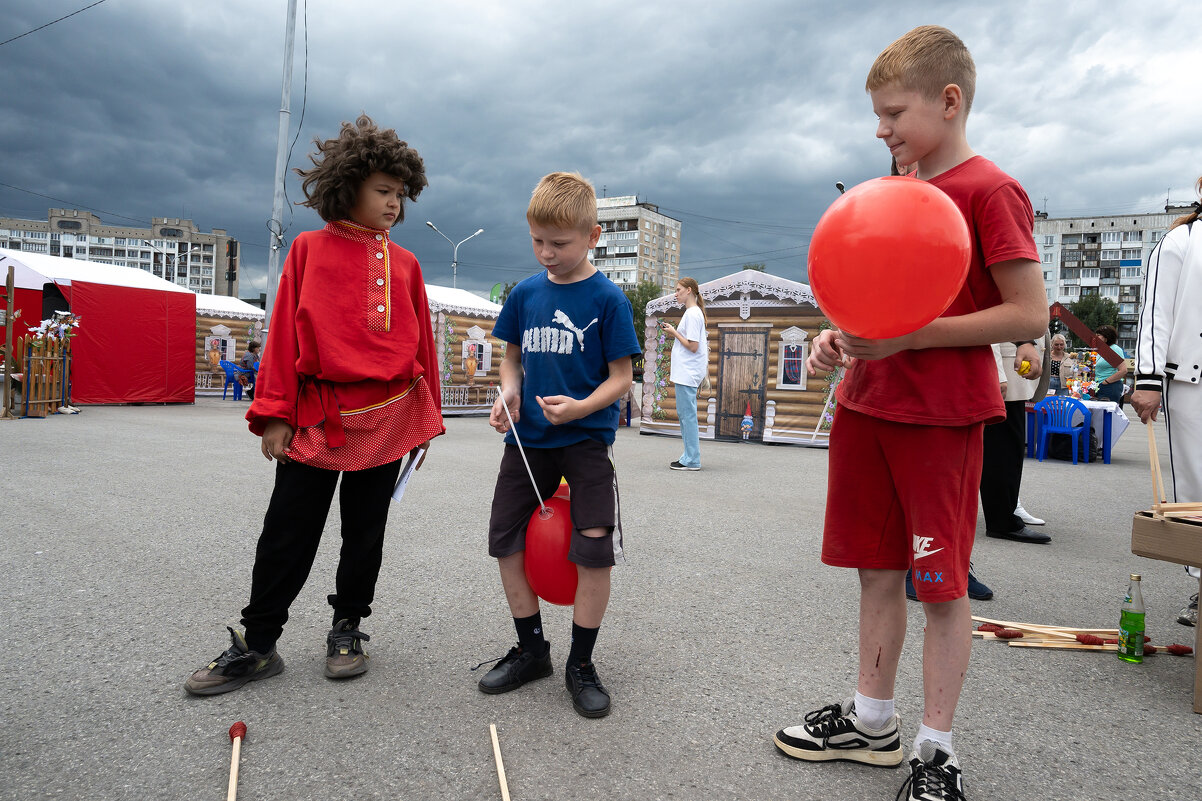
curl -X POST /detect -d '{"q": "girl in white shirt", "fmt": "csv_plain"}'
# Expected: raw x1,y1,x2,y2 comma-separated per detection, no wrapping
661,277,708,470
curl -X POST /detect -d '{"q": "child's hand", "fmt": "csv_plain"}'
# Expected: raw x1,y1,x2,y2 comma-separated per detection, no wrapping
411,441,430,469
806,329,845,374
261,419,294,463
490,390,520,433
835,330,912,362
661,322,677,336
1014,342,1042,380
536,394,582,425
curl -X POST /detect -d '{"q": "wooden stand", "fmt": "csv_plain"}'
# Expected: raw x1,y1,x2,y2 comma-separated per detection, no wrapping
1131,424,1202,713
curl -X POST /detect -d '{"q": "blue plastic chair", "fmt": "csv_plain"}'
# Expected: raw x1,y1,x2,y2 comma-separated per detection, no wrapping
218,360,251,401
1033,396,1090,463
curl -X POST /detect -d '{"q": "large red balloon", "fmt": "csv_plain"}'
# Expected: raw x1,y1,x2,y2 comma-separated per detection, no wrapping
524,496,577,606
807,176,971,339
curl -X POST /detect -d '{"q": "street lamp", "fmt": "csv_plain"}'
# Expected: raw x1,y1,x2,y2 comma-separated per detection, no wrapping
425,222,484,289
142,240,199,287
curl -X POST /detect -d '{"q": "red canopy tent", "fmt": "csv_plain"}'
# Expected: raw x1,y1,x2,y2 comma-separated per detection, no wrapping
1,248,196,404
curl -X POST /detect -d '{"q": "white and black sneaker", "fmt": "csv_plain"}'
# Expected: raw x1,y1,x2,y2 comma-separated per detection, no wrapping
897,740,966,801
1178,594,1198,627
773,698,903,766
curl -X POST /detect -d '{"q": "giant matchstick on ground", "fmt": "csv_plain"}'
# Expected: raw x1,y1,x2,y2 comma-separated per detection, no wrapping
227,721,247,801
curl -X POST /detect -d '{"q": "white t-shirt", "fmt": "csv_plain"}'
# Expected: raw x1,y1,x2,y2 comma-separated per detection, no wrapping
669,305,708,387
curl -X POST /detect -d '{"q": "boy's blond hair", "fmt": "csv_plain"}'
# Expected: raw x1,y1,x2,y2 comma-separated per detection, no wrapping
527,172,597,231
866,25,976,115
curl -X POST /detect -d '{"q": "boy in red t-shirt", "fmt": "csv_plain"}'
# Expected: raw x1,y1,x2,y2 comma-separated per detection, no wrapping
772,26,1046,801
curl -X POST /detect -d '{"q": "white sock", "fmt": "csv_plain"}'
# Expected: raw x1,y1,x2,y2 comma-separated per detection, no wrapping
913,723,954,757
853,691,895,730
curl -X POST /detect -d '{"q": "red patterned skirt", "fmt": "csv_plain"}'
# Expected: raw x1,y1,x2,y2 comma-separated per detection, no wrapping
288,375,443,472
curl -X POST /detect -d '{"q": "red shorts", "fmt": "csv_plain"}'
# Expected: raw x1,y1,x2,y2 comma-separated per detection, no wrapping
822,407,983,602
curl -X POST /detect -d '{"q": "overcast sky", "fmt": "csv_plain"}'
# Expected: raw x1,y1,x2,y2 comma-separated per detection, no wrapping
2,0,1200,299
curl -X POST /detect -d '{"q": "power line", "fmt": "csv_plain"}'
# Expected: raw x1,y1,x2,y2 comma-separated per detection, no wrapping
0,0,108,48
0,179,268,248
0,180,149,224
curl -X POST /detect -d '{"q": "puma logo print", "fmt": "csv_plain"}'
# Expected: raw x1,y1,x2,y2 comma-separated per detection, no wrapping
552,309,598,350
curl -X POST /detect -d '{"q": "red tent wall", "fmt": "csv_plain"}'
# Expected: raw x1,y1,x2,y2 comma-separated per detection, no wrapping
63,281,196,404
4,286,43,337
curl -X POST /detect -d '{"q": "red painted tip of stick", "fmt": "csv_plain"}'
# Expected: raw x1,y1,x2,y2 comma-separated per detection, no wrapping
227,721,247,801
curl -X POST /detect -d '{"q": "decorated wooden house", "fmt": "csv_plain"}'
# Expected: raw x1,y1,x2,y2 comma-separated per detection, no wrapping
641,270,835,446
195,294,266,394
426,284,505,415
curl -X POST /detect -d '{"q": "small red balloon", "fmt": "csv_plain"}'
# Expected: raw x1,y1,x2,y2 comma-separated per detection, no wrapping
807,176,971,339
524,496,577,606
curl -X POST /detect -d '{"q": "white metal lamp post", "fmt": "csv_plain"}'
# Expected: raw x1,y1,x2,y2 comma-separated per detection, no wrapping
142,240,199,288
425,222,484,289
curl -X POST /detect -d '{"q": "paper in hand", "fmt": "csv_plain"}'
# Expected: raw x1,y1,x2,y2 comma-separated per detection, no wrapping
391,447,427,503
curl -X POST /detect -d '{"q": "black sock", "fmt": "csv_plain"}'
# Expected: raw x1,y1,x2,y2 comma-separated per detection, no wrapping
568,622,599,665
514,612,545,654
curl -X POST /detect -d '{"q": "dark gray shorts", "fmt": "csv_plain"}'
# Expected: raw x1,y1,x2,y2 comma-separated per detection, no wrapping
487,439,623,568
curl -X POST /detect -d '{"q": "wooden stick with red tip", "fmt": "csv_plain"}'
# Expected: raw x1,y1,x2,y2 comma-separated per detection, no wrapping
227,721,247,801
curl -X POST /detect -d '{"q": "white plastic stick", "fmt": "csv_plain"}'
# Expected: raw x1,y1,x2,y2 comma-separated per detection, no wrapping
500,395,547,514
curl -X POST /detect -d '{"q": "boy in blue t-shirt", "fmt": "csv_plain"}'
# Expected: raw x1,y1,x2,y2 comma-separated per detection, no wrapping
478,171,641,718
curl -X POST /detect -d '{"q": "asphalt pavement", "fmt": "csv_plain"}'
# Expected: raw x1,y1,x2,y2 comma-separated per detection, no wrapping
1,399,1199,800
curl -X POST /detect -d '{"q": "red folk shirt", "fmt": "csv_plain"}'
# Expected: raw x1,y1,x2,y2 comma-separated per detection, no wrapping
247,220,445,469
837,156,1039,426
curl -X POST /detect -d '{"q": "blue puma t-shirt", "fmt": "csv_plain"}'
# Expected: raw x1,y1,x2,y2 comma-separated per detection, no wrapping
492,271,641,448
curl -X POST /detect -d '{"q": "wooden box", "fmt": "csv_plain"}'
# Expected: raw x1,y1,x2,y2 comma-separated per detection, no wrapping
1131,511,1202,566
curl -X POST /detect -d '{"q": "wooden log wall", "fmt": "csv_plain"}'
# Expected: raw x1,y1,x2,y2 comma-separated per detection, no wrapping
641,304,836,436
440,311,504,388
195,315,262,376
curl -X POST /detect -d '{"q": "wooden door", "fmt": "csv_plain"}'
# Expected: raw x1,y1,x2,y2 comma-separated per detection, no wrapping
716,328,768,440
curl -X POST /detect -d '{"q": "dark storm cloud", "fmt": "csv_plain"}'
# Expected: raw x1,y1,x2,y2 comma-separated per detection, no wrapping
2,0,1200,298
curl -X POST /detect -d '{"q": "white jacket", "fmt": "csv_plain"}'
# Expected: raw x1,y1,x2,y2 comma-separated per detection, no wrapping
993,341,1043,402
1135,219,1202,391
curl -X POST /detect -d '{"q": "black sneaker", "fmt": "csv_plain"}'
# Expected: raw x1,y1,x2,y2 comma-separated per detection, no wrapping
325,618,370,679
1179,594,1198,627
896,740,966,801
565,659,611,718
477,642,552,694
774,698,903,766
184,627,284,696
669,461,700,471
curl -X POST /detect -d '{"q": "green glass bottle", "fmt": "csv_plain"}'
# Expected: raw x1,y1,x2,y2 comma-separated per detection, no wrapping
1117,573,1145,663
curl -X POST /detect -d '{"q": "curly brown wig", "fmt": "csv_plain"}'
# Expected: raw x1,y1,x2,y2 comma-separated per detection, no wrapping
295,114,427,225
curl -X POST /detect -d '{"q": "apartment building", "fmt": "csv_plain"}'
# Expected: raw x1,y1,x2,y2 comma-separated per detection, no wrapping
1033,202,1193,354
0,208,240,297
590,196,682,290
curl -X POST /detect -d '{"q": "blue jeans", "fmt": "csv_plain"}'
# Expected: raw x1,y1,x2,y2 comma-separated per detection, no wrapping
1096,380,1124,404
675,383,701,467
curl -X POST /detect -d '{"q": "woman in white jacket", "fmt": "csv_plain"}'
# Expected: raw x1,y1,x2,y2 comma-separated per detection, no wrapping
1131,177,1201,627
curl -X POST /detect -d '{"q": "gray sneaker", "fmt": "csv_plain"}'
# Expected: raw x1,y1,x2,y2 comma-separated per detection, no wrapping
325,619,370,679
1178,594,1198,627
774,698,903,766
184,627,284,696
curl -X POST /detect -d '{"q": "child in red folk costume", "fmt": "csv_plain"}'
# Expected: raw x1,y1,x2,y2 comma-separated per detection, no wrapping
476,172,641,718
185,115,444,696
772,27,1046,801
